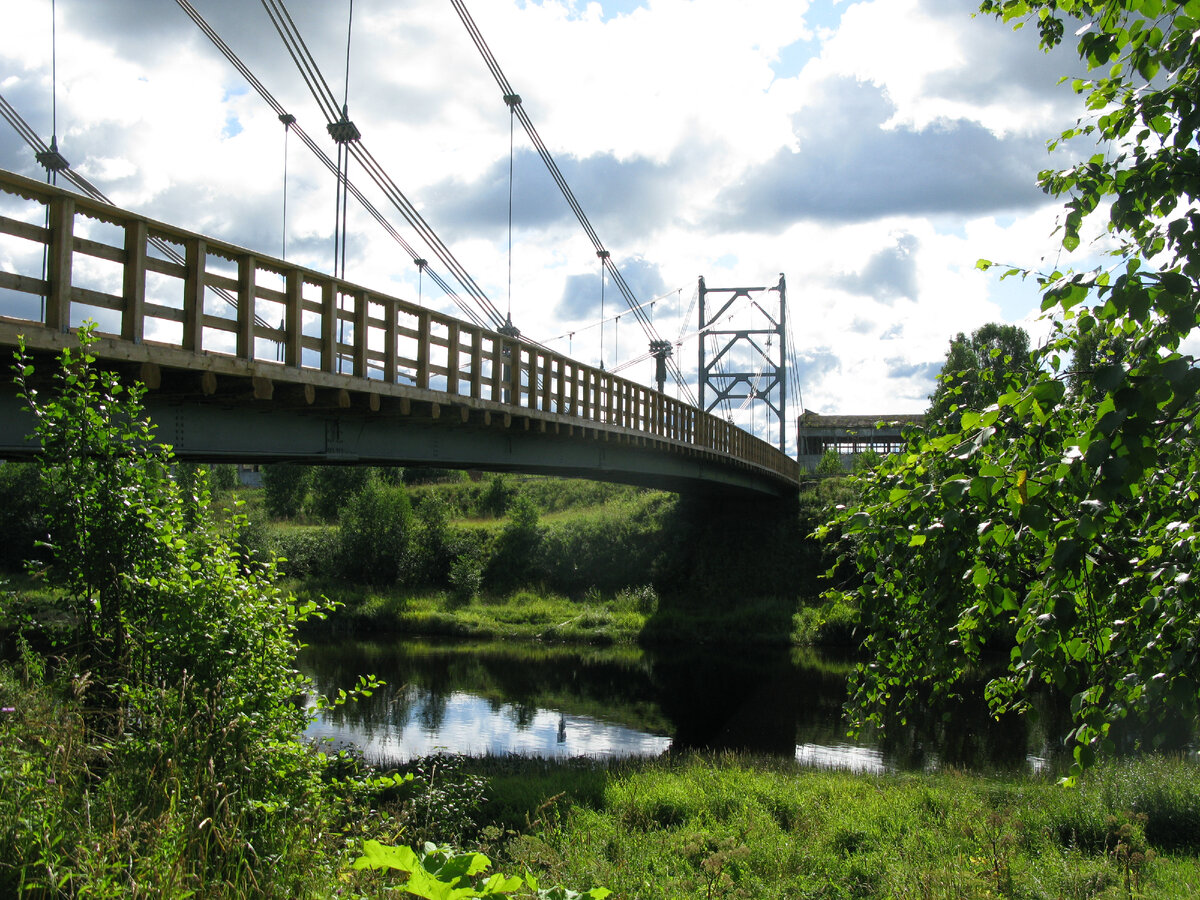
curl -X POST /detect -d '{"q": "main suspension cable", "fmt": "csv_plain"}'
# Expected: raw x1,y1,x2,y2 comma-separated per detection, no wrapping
257,0,507,330
173,0,490,329
0,91,272,330
449,0,696,402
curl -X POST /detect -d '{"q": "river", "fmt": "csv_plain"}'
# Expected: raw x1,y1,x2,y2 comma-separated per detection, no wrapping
299,637,1068,773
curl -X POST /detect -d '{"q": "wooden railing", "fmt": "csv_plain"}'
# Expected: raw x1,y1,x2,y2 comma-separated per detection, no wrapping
0,168,798,485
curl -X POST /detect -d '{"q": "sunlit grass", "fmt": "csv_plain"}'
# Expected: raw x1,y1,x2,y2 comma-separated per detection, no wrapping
485,752,1200,900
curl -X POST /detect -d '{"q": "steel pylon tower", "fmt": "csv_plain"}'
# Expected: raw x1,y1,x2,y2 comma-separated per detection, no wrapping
697,274,787,454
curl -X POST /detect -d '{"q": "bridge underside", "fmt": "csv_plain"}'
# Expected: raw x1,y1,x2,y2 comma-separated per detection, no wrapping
0,334,794,497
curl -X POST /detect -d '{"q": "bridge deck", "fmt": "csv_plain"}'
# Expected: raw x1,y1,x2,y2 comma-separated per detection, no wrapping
0,168,799,495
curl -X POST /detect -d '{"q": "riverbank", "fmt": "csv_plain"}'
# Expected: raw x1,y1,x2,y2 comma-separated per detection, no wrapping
6,649,1197,898
291,577,857,647
447,752,1200,898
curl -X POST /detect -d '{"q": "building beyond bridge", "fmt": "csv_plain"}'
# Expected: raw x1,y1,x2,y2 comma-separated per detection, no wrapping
796,411,926,473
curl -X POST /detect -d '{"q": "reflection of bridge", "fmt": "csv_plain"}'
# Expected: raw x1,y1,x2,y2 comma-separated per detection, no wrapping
0,170,799,496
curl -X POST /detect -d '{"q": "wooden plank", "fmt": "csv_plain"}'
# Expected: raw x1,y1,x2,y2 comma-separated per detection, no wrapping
490,337,503,403
0,215,46,243
469,328,483,399
236,254,255,360
70,286,123,311
445,321,460,395
383,302,398,384
144,256,186,279
320,279,337,373
353,290,368,377
122,219,147,344
416,309,431,390
45,195,74,332
74,236,124,264
205,271,239,293
509,343,522,407
285,269,302,367
0,271,47,296
183,238,206,352
143,301,184,323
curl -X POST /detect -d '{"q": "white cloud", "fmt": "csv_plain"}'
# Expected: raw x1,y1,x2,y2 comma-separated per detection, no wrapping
0,0,1094,449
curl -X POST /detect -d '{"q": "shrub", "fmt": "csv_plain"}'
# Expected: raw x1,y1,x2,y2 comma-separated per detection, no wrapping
4,326,338,894
338,475,416,585
0,461,48,572
261,462,312,519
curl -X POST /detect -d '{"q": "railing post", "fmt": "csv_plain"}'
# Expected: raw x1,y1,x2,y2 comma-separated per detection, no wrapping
555,358,566,414
353,290,368,377
490,336,503,402
45,195,75,332
469,327,483,399
321,280,337,373
540,352,552,411
508,341,522,407
237,255,256,361
122,218,147,344
446,321,460,395
285,269,302,367
383,301,398,384
581,368,592,420
416,309,431,390
182,238,206,352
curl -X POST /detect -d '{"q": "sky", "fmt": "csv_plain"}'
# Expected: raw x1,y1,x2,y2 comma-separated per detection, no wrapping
0,0,1099,453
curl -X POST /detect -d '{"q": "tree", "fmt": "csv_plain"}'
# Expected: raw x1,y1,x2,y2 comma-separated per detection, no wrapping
927,323,1031,422
822,0,1200,779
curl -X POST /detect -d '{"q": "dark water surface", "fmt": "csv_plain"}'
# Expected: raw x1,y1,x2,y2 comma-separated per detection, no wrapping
299,637,1063,773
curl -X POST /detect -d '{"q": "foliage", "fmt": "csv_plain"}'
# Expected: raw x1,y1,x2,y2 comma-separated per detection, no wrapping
487,495,544,591
480,473,517,517
927,323,1032,422
821,0,1200,778
339,473,417,585
2,326,347,894
260,461,312,519
353,840,611,899
0,461,48,571
311,464,373,521
815,448,843,476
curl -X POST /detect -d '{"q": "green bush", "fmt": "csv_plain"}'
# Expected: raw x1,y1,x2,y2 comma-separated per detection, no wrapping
0,461,48,572
338,475,416,585
310,466,373,522
272,526,339,579
261,462,312,519
1,327,341,895
486,494,543,591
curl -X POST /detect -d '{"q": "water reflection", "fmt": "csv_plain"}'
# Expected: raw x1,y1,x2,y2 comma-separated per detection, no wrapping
298,638,1061,772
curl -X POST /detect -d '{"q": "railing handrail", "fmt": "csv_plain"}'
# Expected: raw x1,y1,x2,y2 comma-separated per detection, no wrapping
0,167,798,486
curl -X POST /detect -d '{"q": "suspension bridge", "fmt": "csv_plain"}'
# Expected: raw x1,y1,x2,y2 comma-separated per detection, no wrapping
0,168,799,494
0,0,803,495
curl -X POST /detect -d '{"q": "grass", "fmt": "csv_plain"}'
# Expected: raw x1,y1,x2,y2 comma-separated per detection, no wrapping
472,752,1200,899
291,580,654,643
